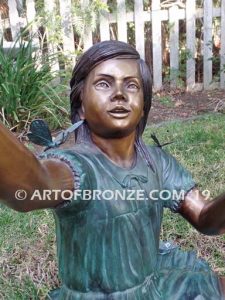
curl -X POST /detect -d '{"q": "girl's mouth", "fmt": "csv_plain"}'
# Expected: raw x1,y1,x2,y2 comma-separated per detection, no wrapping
108,106,130,118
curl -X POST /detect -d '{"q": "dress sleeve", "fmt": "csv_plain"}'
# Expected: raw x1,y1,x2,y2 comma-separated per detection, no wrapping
39,149,97,211
150,147,196,212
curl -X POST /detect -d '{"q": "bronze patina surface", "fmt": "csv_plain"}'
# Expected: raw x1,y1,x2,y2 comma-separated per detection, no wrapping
0,40,224,299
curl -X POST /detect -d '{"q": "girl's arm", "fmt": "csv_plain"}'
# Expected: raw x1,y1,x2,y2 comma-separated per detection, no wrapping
0,122,74,212
179,188,225,235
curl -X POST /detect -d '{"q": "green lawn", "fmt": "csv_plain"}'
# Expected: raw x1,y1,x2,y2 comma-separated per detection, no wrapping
0,113,225,299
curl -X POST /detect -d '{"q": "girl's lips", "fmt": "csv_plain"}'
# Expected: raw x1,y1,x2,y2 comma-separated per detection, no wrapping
107,106,131,118
108,111,130,119
108,106,130,113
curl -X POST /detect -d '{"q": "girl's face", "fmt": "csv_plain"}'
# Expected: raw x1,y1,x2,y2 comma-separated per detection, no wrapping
81,58,144,139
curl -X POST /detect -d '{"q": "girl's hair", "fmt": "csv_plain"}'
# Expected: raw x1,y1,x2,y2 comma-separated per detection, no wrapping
70,40,155,170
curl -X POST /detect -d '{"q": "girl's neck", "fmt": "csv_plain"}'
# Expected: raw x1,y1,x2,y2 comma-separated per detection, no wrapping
91,132,136,169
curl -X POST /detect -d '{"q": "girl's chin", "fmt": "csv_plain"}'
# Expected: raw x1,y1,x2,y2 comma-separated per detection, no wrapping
91,128,137,139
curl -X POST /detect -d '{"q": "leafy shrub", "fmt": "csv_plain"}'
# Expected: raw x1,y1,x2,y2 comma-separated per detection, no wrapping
0,38,70,130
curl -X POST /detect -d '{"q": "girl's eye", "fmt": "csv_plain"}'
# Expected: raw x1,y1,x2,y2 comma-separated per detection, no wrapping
127,83,139,89
96,81,109,88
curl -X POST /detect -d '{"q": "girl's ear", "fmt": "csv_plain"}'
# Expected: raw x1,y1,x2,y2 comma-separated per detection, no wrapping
78,104,85,120
78,88,85,120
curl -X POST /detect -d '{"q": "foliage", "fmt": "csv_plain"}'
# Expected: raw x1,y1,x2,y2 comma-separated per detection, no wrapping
72,0,108,34
36,10,64,52
0,36,69,130
196,0,221,8
34,0,108,54
162,47,193,88
24,0,110,87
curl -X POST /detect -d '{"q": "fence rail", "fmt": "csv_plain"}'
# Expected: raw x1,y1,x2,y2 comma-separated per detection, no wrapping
0,0,225,91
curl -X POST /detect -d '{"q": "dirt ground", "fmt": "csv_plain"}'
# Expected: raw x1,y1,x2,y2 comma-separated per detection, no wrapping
149,89,225,124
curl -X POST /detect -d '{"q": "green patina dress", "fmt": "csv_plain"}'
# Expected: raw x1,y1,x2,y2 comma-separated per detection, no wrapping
41,143,224,300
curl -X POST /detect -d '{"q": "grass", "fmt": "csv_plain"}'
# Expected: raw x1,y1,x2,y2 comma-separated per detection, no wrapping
0,209,58,299
0,113,224,299
155,95,174,107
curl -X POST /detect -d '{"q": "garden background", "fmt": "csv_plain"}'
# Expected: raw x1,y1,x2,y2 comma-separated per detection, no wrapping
0,0,224,299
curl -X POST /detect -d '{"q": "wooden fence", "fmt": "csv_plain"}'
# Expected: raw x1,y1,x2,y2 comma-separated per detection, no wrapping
0,0,225,91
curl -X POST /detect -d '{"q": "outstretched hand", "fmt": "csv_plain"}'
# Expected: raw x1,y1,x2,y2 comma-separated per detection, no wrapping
0,122,74,212
180,188,225,235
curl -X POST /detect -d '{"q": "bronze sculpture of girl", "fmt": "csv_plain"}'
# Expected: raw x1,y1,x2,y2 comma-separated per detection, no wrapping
0,40,225,299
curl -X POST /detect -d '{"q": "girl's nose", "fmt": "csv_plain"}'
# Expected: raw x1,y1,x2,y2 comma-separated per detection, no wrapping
110,83,127,102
